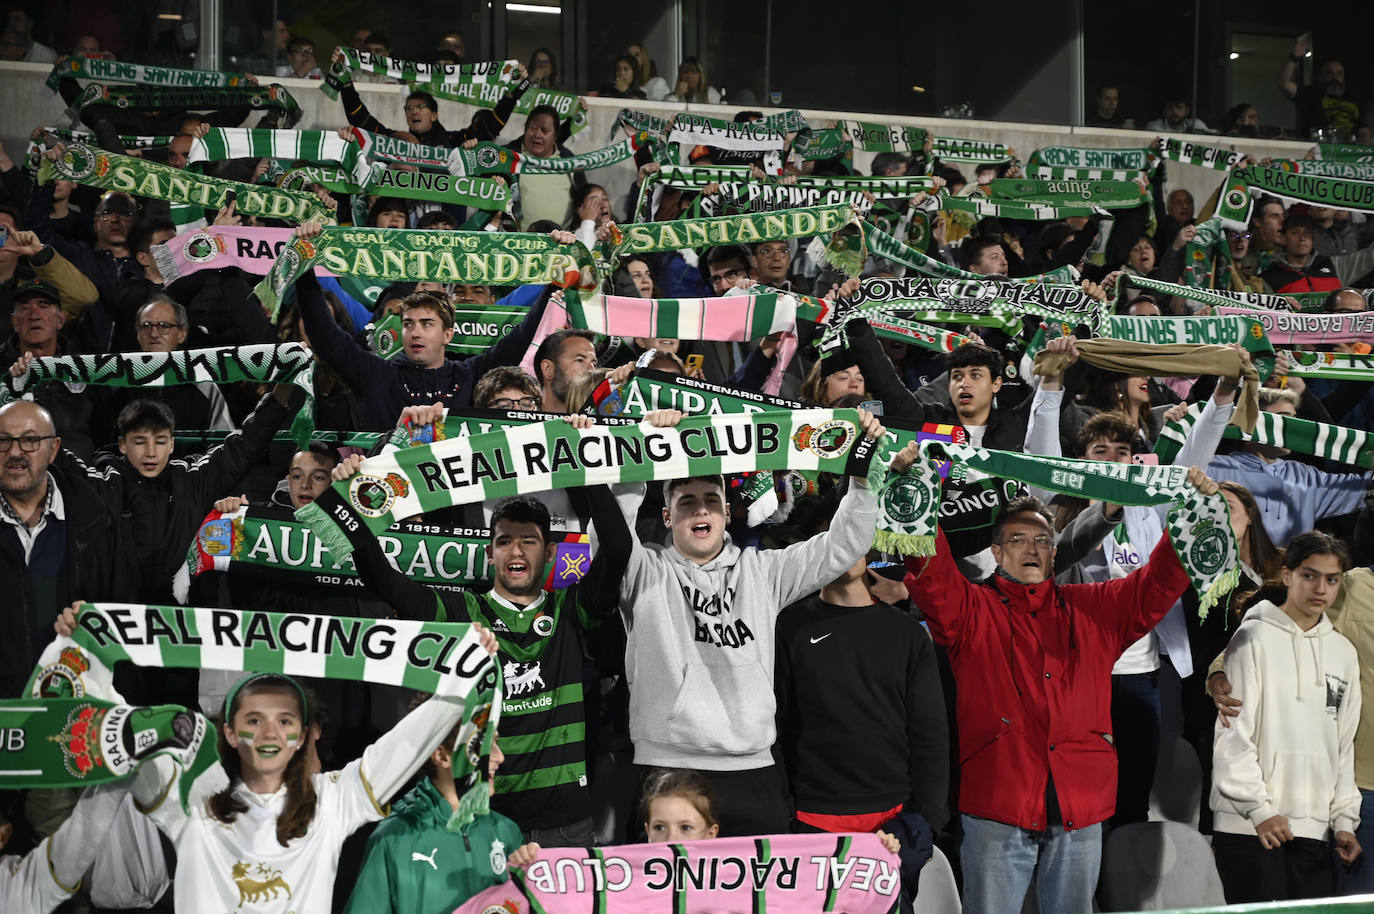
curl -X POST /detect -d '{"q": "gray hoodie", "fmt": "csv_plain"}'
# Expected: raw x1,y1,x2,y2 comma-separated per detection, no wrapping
610,480,880,770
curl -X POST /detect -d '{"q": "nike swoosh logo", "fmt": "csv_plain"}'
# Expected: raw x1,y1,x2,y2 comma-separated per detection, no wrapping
809,634,831,644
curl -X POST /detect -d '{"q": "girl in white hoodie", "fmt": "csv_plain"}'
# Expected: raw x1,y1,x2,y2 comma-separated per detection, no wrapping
1211,531,1363,902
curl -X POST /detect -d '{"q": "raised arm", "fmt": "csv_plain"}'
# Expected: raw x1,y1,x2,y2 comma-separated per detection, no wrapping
573,479,632,622
1277,35,1308,100
295,269,397,398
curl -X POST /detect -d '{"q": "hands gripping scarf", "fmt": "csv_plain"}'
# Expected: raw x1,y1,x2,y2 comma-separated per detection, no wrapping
876,444,1240,617
0,605,501,816
321,48,519,100
0,344,317,445
295,411,882,561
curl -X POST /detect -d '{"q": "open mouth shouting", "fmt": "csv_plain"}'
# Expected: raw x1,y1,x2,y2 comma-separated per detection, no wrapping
690,521,713,539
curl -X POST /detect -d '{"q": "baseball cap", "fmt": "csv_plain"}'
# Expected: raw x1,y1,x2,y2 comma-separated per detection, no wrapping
12,279,61,306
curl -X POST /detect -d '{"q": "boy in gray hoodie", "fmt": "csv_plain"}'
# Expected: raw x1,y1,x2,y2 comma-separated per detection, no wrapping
611,407,904,836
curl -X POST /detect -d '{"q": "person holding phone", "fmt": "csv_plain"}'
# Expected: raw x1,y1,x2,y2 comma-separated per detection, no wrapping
1023,335,1250,827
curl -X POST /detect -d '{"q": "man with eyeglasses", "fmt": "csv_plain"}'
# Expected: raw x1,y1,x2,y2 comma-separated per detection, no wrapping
276,35,321,79
0,399,133,698
1,280,94,459
902,465,1218,914
24,179,136,298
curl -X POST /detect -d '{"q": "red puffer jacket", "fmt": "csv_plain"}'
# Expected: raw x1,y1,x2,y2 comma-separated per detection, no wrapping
904,529,1190,831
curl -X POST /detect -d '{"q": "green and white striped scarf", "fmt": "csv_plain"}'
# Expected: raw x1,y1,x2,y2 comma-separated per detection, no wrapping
885,442,1239,614
1266,159,1374,181
865,222,1081,285
616,108,670,137
2,605,498,808
187,127,363,176
986,178,1149,209
1157,137,1247,171
669,114,786,151
514,130,655,174
936,194,1101,220
297,410,880,560
1155,402,1374,468
40,143,334,226
931,137,1015,164
1284,350,1374,381
1122,273,1310,312
322,48,518,99
609,204,865,275
46,56,252,91
1217,165,1374,226
0,344,317,445
1315,144,1374,162
793,127,853,161
371,308,529,359
838,121,929,153
254,228,594,318
422,83,589,136
1025,145,1154,174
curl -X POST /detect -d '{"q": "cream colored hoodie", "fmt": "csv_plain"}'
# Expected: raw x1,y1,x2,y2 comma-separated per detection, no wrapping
1211,599,1362,841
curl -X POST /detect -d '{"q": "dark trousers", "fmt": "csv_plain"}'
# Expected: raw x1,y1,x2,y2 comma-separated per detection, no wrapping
1110,671,1160,826
630,764,791,840
1213,831,1334,903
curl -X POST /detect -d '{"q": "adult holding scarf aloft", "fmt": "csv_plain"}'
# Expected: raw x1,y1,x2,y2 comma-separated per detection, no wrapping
333,52,533,151
507,105,588,227
50,604,501,914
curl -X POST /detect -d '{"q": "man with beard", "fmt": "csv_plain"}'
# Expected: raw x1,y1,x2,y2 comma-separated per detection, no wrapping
1279,35,1369,143
533,329,597,413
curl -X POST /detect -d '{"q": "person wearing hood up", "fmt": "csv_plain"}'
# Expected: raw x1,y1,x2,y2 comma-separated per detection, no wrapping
1210,531,1362,902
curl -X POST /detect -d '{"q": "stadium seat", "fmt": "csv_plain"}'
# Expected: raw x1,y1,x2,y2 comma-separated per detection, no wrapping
1098,821,1225,911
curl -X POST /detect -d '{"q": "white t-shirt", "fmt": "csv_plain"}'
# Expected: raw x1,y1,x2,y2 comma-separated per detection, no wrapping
964,424,987,447
147,759,384,914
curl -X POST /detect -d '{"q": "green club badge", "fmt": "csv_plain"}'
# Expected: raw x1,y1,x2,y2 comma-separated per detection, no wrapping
881,473,933,525
1187,519,1229,576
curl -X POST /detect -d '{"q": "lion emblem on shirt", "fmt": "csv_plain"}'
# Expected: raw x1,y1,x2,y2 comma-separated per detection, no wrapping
231,861,291,907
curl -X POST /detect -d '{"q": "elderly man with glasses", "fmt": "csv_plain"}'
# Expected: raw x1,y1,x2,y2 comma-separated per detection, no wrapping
901,467,1219,914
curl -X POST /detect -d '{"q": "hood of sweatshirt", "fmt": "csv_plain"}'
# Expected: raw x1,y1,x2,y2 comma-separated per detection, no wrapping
1250,599,1335,704
662,532,742,579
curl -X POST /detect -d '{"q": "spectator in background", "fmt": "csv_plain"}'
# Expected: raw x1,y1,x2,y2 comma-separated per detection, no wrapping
508,105,586,227
1251,195,1286,256
528,47,559,90
669,57,720,104
437,31,466,62
277,36,321,80
1262,210,1374,295
241,18,288,75
626,41,669,100
1086,85,1127,128
347,27,371,51
1155,188,1195,253
598,55,645,100
70,34,106,59
1223,103,1261,137
1279,35,1369,143
1146,92,1210,134
1,8,54,61
1309,205,1374,258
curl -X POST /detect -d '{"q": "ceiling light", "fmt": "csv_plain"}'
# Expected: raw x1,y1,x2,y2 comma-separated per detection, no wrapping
507,2,560,12
1229,52,1239,60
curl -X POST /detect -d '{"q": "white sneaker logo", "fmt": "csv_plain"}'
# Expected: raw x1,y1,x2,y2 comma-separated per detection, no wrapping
412,848,439,871
809,633,832,644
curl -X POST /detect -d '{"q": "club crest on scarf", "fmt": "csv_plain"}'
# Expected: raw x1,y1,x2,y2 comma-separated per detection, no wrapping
350,473,411,519
35,647,91,698
791,419,856,458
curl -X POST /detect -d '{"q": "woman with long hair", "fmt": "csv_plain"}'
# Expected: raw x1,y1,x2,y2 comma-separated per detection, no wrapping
668,57,720,104
597,55,645,99
48,603,500,914
626,41,669,99
527,47,558,89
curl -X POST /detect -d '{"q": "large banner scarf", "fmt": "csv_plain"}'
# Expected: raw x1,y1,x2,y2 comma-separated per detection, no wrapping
1216,165,1374,227
295,410,881,562
0,344,317,445
1315,144,1374,162
66,82,302,126
254,227,596,319
985,178,1150,210
1155,402,1374,470
1024,145,1154,180
889,443,1240,615
322,48,519,100
455,833,902,914
0,606,499,811
39,143,334,226
175,506,591,603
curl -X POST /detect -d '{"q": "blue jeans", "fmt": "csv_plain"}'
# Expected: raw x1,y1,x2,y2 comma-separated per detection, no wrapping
960,814,1103,914
1336,787,1374,894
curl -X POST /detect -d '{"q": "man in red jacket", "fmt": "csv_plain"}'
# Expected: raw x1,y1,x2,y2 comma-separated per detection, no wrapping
903,472,1216,914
